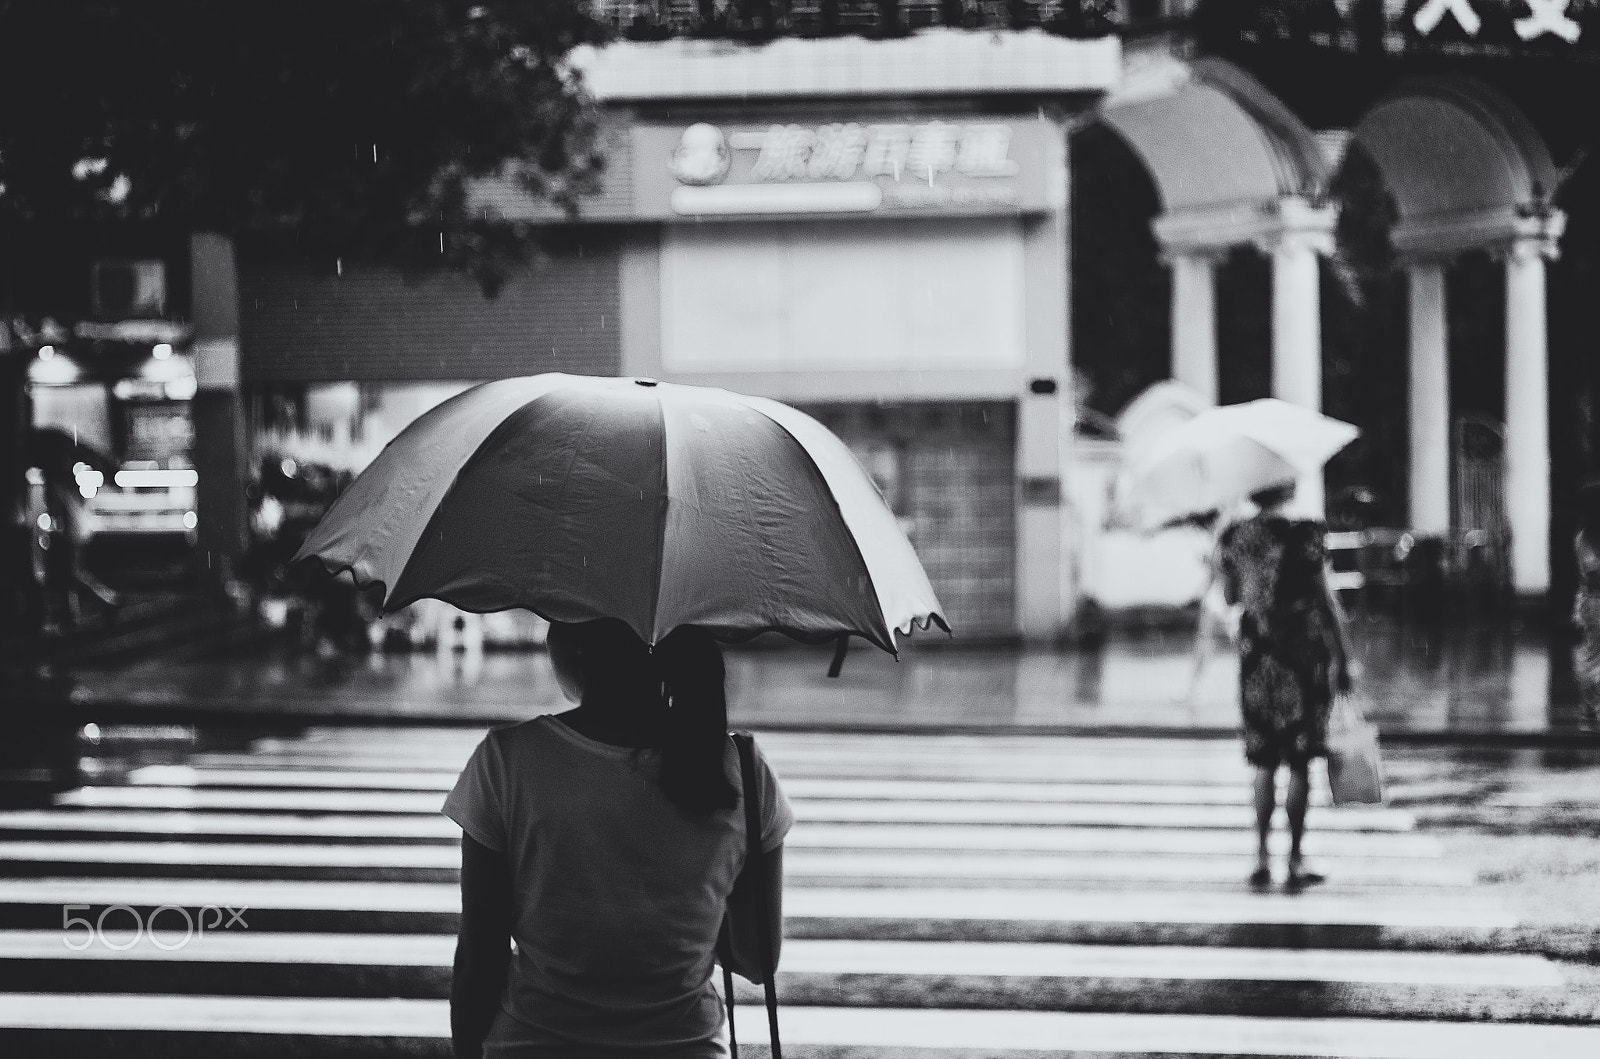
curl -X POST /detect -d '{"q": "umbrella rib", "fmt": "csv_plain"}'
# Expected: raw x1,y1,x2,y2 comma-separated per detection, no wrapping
645,396,668,646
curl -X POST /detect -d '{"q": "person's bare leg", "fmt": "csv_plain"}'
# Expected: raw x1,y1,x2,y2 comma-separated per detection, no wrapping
1286,765,1323,885
1252,765,1276,884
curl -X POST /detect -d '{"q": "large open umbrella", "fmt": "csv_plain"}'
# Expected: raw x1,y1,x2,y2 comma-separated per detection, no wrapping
293,374,947,666
1110,380,1213,528
1122,398,1359,527
1115,380,1212,461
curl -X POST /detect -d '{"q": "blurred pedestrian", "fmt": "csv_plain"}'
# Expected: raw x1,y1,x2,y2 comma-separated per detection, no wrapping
36,461,118,631
443,618,793,1059
1216,481,1354,889
1571,483,1600,729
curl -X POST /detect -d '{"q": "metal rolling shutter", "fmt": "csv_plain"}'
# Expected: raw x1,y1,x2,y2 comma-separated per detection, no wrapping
239,232,622,382
805,401,1018,640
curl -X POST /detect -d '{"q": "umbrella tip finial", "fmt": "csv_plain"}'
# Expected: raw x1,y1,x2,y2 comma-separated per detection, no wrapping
633,377,659,387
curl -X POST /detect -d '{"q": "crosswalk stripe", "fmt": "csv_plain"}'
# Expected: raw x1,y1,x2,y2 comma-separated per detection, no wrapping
787,887,1520,928
0,811,1447,858
0,843,1470,887
793,823,1443,858
54,786,449,812
777,939,1566,987
761,1006,1600,1057
199,745,1449,780
4,995,1600,1056
51,785,1420,830
0,932,1563,988
0,931,454,964
108,768,1476,815
793,801,1416,830
227,727,1455,761
130,767,1366,806
123,766,460,790
0,841,462,868
0,992,444,1035
126,767,1477,808
0,878,1518,929
782,851,1472,887
0,809,455,840
0,877,461,912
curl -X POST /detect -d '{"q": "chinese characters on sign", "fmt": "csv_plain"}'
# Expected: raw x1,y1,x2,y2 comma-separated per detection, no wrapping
1413,0,1582,42
732,121,1021,184
650,118,1043,216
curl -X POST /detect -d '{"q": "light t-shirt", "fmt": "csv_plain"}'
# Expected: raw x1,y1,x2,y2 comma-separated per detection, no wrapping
442,715,793,1054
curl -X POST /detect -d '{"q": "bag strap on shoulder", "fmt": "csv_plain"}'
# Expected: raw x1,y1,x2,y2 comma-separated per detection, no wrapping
727,730,781,1059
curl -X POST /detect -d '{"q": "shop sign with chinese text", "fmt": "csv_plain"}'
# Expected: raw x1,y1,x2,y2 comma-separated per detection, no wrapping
633,116,1056,219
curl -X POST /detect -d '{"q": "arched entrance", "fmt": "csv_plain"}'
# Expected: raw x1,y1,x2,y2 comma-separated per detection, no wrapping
1088,52,1334,507
1347,76,1563,596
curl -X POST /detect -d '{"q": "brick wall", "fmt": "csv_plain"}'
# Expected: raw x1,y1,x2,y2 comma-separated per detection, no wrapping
240,232,623,383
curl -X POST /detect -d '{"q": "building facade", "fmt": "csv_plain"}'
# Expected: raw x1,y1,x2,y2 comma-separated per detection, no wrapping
210,0,1600,637
231,30,1120,642
1069,0,1600,611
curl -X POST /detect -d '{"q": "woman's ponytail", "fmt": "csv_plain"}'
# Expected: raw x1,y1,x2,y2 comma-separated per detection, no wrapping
653,626,738,816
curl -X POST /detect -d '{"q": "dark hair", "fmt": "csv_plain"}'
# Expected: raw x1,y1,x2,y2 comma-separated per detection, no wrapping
653,626,738,815
547,619,737,817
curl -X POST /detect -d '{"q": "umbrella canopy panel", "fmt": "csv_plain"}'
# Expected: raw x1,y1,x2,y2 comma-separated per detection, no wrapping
654,392,889,645
390,385,672,634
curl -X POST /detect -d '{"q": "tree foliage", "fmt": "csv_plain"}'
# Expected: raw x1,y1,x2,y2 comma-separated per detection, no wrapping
0,0,609,290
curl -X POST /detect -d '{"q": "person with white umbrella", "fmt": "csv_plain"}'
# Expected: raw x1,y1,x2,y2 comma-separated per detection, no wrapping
1217,480,1357,890
1121,398,1360,888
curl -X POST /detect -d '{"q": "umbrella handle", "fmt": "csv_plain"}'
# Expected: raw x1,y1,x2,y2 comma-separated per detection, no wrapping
827,635,850,678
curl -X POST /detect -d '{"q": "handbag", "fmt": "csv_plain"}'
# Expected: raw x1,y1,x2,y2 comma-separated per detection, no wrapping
721,731,781,1059
1326,689,1386,806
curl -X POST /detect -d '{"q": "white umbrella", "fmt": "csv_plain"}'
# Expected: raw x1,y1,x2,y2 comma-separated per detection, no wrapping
1115,380,1213,459
1123,398,1359,527
1111,380,1214,526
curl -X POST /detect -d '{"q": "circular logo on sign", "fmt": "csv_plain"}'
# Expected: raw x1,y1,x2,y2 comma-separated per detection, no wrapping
668,123,731,186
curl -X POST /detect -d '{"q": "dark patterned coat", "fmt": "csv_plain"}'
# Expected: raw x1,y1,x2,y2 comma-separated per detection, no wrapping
1218,515,1340,769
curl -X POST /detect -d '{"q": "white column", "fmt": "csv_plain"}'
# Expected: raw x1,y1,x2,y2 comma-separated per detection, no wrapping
1262,200,1336,516
1169,250,1219,405
1407,260,1451,535
1016,128,1072,642
1504,235,1553,597
1270,230,1324,411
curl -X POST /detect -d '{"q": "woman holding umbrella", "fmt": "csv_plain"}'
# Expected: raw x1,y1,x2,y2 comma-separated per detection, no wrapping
292,374,948,1057
1217,480,1356,890
1120,397,1360,887
445,618,793,1058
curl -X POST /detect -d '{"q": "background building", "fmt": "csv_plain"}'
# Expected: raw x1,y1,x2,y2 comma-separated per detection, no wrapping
1071,0,1600,617
235,29,1120,642
178,1,1600,638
